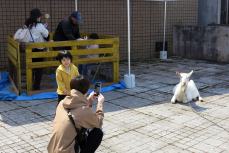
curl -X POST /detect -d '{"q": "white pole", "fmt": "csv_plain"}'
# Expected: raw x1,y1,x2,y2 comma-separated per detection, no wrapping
127,0,131,76
163,1,167,51
75,0,78,11
226,0,229,24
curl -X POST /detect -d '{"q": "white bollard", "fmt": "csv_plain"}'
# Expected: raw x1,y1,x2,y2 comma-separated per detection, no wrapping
124,74,135,88
160,51,167,60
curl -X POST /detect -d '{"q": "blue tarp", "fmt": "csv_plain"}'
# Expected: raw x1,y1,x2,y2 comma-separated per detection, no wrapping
0,72,126,101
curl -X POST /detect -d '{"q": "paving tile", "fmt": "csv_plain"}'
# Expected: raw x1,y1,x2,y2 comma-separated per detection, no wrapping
102,91,128,101
0,102,22,113
1,59,229,153
110,96,152,109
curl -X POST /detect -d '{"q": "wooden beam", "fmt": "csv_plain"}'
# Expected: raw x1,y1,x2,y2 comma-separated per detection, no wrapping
8,75,19,96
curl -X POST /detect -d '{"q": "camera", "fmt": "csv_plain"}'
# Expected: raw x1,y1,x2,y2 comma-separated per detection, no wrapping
94,82,101,96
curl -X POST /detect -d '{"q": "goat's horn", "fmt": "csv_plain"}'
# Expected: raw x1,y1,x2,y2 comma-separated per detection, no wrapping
188,70,194,77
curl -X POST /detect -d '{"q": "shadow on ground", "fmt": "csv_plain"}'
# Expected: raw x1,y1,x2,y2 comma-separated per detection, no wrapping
1,58,229,127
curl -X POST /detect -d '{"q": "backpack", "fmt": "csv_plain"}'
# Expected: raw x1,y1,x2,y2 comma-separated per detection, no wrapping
67,110,88,151
14,25,32,42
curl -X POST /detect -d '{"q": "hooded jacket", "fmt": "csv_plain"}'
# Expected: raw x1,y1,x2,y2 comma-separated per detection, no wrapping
47,89,104,153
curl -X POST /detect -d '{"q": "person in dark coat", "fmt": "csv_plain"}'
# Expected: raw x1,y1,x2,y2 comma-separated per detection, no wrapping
53,11,82,42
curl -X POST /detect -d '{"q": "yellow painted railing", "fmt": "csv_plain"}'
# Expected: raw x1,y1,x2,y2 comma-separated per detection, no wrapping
7,34,119,95
7,36,21,94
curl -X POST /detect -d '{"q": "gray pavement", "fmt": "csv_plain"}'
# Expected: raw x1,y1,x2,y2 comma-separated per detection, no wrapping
1,58,229,153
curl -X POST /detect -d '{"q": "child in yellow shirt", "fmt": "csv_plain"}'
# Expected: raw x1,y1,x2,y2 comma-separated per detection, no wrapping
56,50,79,103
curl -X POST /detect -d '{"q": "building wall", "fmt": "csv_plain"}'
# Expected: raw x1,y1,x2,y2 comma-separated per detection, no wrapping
0,0,198,69
173,25,229,63
198,0,221,26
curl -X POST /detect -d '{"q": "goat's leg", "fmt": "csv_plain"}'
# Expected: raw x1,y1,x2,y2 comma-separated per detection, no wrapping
192,97,199,101
183,97,189,103
171,95,176,104
186,80,200,101
171,85,178,104
198,96,204,102
186,80,204,102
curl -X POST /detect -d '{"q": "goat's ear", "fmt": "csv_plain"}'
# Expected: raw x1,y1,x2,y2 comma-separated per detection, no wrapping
188,70,193,78
176,71,181,77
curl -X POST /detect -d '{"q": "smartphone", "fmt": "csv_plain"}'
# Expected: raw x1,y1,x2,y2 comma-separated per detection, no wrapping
94,82,101,96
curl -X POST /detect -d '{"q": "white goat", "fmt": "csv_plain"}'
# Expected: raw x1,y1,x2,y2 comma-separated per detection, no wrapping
171,70,203,104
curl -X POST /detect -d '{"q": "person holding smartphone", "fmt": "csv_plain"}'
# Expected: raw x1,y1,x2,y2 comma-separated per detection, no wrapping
48,75,104,153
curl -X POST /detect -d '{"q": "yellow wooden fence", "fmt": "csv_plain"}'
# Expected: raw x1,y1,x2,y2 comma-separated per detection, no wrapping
7,36,21,95
7,34,119,95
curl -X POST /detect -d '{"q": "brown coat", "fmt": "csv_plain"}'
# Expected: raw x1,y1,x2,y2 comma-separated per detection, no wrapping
47,89,104,153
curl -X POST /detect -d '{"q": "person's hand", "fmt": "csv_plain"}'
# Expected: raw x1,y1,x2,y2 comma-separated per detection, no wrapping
43,23,48,28
97,94,104,103
87,91,97,106
63,90,70,95
83,36,88,40
88,91,97,102
77,38,84,41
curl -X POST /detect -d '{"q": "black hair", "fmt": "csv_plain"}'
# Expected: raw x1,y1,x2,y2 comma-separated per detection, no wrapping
70,75,90,94
89,33,99,39
25,8,42,28
56,50,73,63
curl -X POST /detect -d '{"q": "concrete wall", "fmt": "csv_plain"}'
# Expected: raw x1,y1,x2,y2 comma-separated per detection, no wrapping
173,25,229,63
198,0,221,26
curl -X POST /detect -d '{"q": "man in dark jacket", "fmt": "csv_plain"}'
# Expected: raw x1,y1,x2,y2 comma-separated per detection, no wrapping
54,11,82,41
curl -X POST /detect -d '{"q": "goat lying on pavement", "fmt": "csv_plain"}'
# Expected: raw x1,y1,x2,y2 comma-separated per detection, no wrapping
171,70,203,104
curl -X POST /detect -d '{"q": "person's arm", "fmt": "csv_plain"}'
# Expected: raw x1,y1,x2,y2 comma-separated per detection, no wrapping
88,94,104,128
93,94,104,127
77,106,104,128
74,65,80,76
62,21,77,40
87,91,96,107
76,94,104,128
56,69,68,95
74,26,81,40
95,94,104,122
39,23,49,39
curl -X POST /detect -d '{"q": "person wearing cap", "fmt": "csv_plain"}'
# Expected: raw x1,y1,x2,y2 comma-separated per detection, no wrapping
53,11,83,42
25,8,49,90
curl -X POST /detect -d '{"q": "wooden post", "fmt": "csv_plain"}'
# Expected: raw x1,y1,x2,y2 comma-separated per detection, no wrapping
16,42,22,94
71,45,79,68
113,38,120,82
26,48,32,93
7,36,21,94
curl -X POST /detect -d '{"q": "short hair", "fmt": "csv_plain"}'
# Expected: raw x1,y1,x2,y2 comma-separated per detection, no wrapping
89,33,99,39
70,75,90,94
56,50,73,63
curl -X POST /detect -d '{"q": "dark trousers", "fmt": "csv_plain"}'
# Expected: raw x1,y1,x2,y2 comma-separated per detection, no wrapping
75,128,103,153
57,94,67,104
32,48,44,90
32,67,43,90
